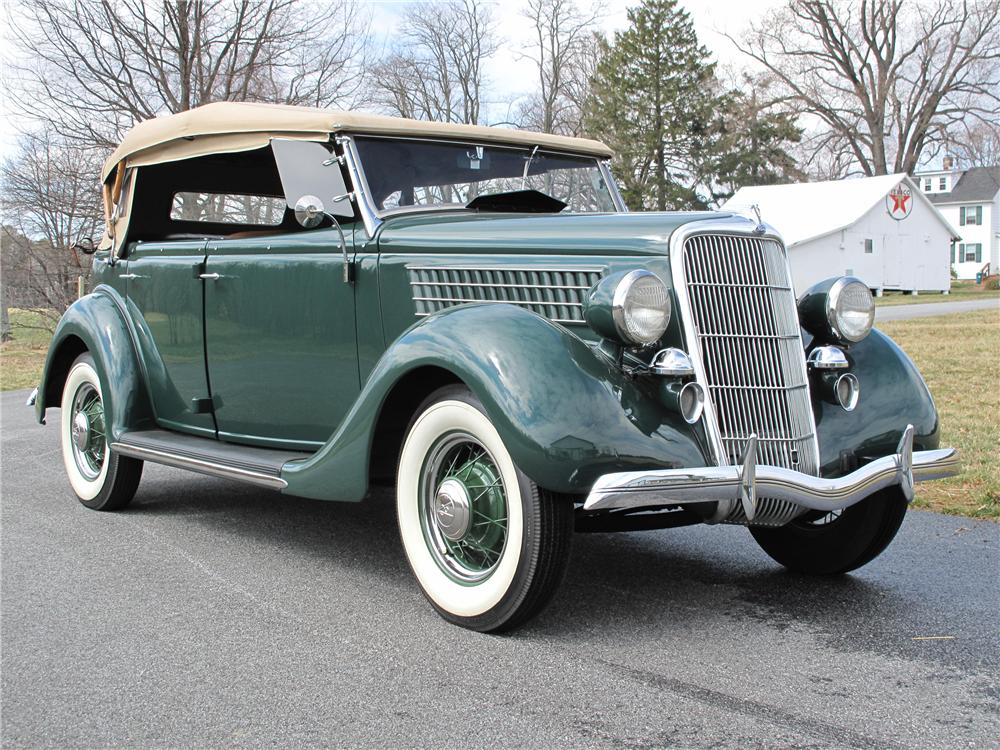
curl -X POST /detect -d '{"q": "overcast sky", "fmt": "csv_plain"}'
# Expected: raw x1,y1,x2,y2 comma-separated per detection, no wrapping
368,0,775,124
0,0,778,157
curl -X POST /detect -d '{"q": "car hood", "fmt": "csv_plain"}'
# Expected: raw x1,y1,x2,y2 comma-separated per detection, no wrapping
373,210,743,257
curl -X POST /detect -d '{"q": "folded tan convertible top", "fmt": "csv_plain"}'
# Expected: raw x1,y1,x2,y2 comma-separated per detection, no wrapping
101,102,615,182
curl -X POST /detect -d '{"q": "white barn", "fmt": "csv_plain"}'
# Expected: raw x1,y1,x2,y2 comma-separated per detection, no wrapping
722,174,959,296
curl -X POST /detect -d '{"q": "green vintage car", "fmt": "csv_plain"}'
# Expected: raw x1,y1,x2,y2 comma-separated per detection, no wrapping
31,102,959,631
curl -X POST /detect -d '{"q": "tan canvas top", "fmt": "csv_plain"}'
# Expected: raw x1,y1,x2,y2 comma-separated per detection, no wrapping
101,102,614,181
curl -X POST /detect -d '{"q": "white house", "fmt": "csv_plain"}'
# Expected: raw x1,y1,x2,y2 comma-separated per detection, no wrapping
722,174,959,296
913,163,1000,280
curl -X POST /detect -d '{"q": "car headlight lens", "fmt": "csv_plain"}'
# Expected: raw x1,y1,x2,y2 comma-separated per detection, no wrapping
828,277,875,343
798,276,875,345
585,269,671,347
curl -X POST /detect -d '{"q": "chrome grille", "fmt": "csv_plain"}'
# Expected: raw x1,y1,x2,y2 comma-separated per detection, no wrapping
407,265,603,324
681,234,819,477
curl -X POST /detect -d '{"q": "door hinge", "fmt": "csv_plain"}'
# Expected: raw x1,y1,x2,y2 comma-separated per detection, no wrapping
191,397,215,414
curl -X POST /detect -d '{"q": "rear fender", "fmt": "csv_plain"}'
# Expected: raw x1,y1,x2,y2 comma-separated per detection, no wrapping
35,286,154,440
280,304,707,501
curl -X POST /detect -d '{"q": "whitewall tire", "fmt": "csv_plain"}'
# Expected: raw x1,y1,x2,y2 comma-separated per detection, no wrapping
60,353,143,511
396,385,573,632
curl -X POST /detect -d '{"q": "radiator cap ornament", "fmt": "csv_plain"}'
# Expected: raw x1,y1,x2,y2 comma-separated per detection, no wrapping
751,204,766,234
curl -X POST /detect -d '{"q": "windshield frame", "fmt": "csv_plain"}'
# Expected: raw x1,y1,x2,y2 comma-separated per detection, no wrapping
338,133,626,236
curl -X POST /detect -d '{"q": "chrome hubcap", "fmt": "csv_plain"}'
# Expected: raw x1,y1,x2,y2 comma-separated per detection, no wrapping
434,478,472,541
72,411,91,451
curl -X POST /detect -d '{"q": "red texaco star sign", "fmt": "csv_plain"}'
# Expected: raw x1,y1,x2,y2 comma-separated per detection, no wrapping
886,184,913,220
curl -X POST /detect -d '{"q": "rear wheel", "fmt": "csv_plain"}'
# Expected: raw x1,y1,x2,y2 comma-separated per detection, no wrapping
750,488,908,575
396,385,573,632
60,353,143,511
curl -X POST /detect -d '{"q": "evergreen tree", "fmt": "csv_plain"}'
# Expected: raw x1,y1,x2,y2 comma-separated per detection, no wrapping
708,73,803,202
584,0,718,211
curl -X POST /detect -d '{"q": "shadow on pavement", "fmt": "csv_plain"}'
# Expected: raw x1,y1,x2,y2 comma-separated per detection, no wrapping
122,473,906,645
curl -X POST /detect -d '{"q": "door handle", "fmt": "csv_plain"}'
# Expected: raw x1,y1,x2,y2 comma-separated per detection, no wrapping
119,273,147,279
199,273,221,280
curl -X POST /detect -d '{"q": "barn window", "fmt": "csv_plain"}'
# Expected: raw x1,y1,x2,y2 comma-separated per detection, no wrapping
864,239,874,253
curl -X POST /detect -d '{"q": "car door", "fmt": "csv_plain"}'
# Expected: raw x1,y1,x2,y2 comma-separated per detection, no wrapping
125,239,216,437
202,230,359,450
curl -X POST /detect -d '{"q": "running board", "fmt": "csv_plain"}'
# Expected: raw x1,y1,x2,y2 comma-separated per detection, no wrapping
111,430,311,491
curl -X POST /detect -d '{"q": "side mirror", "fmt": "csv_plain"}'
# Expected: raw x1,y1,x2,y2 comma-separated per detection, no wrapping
294,195,326,228
73,238,97,255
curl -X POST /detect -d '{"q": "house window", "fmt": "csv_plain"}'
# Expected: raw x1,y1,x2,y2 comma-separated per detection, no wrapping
923,179,932,192
959,243,983,263
939,176,947,191
960,205,983,226
864,238,874,253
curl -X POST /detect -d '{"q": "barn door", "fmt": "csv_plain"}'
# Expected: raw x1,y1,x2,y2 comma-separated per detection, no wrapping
882,234,902,288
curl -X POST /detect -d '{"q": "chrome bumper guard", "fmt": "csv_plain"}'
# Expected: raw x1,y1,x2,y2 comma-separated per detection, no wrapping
583,425,960,521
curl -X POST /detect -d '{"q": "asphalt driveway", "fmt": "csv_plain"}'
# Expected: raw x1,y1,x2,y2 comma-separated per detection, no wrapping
875,296,1000,321
2,388,997,749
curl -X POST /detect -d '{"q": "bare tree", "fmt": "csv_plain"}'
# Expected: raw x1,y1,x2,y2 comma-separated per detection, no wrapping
951,121,1000,165
9,0,373,150
1,135,104,331
733,0,1000,176
517,0,601,135
372,0,498,124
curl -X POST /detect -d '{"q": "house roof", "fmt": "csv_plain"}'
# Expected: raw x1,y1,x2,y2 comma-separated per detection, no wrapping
721,173,959,246
927,166,1000,205
101,102,614,182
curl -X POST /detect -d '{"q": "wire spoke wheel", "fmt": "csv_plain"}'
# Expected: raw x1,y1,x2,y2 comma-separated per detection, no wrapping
69,383,107,481
419,432,509,584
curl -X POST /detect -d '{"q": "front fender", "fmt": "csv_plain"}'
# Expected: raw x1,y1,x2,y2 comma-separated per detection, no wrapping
281,304,708,501
814,328,939,475
35,285,154,441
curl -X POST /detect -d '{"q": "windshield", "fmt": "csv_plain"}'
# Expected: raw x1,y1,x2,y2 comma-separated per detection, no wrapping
354,137,619,214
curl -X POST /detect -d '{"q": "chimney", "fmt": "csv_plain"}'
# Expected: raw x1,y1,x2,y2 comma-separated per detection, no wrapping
942,155,954,170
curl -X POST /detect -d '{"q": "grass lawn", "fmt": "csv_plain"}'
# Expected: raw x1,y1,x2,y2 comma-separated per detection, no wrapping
1,310,55,391
876,279,1000,306
2,307,997,518
879,308,1000,518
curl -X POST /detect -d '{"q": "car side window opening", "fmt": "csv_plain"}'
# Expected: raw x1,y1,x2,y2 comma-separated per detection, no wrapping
354,137,618,214
124,142,353,246
170,192,285,225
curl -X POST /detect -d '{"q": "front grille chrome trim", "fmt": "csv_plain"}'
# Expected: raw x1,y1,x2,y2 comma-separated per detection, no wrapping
669,218,821,521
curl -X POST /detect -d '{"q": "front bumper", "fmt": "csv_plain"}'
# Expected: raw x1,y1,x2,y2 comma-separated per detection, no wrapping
584,425,960,521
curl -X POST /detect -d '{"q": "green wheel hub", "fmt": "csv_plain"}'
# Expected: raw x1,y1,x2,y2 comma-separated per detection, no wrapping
70,383,106,480
420,433,509,583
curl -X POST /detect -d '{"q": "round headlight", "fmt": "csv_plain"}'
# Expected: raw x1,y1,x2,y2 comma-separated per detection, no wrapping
612,270,671,346
828,277,875,343
584,269,671,347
